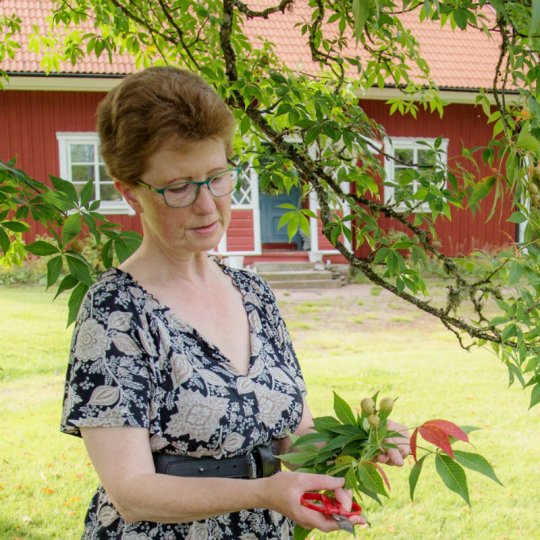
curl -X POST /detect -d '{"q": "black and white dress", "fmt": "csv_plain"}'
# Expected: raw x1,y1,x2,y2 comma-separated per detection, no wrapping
61,263,306,539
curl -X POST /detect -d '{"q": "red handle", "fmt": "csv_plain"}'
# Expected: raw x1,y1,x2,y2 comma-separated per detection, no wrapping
300,492,362,518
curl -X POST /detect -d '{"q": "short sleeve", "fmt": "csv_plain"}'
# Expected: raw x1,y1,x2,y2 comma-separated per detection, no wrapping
61,279,152,437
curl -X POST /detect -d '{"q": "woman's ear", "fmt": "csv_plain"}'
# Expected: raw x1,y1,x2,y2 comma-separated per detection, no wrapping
114,180,143,214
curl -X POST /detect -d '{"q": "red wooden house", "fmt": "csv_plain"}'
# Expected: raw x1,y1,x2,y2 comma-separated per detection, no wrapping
0,1,517,265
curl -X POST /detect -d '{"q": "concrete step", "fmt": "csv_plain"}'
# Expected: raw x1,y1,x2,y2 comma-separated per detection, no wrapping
268,279,344,289
259,270,335,281
251,260,348,290
252,262,317,272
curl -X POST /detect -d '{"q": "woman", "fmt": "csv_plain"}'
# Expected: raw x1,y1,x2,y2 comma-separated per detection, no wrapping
61,66,408,539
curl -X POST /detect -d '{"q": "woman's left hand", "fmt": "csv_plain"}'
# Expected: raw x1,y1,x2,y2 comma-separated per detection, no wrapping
376,419,410,466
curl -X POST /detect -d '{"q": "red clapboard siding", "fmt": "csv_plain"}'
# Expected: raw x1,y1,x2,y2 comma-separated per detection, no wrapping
227,208,255,251
358,101,515,256
0,90,142,239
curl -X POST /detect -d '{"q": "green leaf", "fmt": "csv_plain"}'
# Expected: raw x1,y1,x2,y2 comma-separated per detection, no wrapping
333,391,356,425
516,132,540,154
529,382,540,409
114,232,142,263
452,9,468,30
409,455,427,500
468,176,496,209
101,239,114,269
293,525,311,540
50,175,79,203
278,450,318,465
46,255,63,288
26,240,59,256
291,431,333,448
313,416,342,431
62,212,82,244
532,0,540,34
1,220,30,232
507,261,522,285
356,462,388,497
67,282,89,326
54,274,78,299
65,253,94,286
435,454,470,507
507,211,527,224
79,179,94,208
0,226,10,254
453,450,502,486
352,0,371,40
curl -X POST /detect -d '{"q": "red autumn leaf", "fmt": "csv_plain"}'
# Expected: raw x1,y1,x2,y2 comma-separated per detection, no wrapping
419,423,454,458
422,419,469,443
410,427,419,462
374,463,392,491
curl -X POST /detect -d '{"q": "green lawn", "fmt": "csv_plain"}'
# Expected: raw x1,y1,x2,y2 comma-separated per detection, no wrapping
0,284,539,539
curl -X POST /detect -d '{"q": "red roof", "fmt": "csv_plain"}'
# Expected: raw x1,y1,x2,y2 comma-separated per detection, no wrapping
2,0,501,90
1,0,135,75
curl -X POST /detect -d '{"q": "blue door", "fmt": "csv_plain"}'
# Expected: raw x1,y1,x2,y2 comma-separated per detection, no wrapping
259,186,303,249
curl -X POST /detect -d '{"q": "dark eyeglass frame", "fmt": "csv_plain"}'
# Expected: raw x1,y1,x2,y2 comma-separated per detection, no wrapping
136,166,241,208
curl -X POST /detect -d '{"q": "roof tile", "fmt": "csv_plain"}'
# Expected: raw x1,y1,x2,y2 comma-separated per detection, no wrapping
1,0,501,89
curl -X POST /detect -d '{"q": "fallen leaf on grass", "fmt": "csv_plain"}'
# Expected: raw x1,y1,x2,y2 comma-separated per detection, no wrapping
42,487,55,494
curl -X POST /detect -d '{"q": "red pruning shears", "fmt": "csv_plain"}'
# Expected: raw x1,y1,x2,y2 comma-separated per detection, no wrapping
300,492,363,536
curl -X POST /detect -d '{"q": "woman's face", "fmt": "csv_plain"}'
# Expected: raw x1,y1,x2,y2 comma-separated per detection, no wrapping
125,137,232,257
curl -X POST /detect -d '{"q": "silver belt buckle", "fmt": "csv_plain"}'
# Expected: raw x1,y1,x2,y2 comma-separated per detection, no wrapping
248,453,258,479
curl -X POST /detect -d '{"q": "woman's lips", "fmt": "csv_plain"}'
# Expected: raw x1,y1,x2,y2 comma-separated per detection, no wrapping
191,221,218,234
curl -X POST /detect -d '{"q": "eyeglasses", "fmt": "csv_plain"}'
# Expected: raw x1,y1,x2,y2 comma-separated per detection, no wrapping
137,166,241,208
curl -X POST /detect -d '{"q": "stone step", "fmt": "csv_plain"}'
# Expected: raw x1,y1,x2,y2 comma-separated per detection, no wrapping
252,262,318,272
268,279,344,289
258,270,335,281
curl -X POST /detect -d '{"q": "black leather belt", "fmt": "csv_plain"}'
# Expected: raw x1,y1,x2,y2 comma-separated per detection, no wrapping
153,443,280,479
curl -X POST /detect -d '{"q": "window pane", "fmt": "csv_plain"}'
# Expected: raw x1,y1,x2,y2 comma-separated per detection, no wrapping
395,148,414,166
417,149,436,167
70,144,95,163
72,182,90,197
72,164,95,183
100,183,122,202
99,164,112,182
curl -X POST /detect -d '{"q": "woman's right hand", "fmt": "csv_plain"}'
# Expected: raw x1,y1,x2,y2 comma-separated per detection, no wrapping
260,471,365,532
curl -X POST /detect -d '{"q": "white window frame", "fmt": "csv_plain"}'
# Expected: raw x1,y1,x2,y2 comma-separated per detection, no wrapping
56,132,133,215
384,137,449,213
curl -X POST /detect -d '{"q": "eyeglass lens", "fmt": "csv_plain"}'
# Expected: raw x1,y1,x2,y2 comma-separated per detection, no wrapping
163,169,238,207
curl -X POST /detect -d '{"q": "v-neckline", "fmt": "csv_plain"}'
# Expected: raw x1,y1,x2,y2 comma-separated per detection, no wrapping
112,262,256,377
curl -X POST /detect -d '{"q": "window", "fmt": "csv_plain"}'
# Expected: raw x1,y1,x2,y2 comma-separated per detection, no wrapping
231,166,256,207
57,133,133,214
384,137,448,212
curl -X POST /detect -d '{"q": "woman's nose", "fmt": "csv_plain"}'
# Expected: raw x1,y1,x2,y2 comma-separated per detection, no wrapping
192,184,217,213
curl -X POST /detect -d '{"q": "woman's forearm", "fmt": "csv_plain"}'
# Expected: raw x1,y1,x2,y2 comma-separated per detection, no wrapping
111,473,268,523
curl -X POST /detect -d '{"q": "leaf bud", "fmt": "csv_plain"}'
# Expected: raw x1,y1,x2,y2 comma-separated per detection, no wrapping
379,397,395,415
360,397,376,415
368,414,380,428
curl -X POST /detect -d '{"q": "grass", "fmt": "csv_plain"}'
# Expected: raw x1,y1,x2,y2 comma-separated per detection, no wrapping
1,284,539,539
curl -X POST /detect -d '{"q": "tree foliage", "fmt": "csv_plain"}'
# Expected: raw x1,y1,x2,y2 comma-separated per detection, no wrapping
1,0,540,406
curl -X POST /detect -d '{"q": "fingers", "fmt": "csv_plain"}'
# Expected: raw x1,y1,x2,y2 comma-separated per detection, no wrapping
385,447,404,466
302,472,345,492
383,419,411,465
334,487,353,511
298,508,344,533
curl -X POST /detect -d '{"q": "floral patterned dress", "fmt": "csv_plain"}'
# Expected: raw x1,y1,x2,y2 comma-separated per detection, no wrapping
61,263,307,539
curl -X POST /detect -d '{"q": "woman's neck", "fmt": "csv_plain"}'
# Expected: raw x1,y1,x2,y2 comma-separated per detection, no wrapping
119,239,217,288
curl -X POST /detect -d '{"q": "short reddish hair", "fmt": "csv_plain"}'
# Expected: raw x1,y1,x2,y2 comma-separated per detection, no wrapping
97,66,235,185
